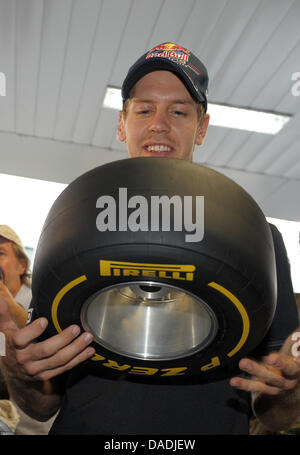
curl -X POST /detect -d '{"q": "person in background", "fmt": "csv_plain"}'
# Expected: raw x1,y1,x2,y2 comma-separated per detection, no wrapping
0,225,30,327
0,224,56,434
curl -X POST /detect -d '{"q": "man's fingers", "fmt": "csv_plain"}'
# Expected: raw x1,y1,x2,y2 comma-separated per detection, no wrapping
240,357,298,389
13,319,85,355
230,376,283,395
12,317,49,349
4,317,95,381
239,358,288,387
12,321,95,380
24,324,82,360
30,346,96,381
14,321,88,361
265,352,300,380
24,330,94,374
230,357,299,395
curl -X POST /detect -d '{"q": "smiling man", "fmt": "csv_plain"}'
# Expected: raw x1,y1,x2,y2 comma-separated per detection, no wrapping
117,70,209,161
0,42,300,435
118,42,209,163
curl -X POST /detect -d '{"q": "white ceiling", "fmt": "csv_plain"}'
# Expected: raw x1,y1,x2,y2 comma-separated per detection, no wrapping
1,0,300,221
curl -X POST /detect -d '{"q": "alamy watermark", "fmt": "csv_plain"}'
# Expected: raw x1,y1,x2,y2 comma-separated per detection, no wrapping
96,188,204,243
0,72,6,97
291,72,300,97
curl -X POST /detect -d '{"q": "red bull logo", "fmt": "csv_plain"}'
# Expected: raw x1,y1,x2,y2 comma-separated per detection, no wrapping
148,43,190,55
146,42,190,62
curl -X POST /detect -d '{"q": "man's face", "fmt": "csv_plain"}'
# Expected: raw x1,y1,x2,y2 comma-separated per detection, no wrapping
0,237,25,295
118,70,209,162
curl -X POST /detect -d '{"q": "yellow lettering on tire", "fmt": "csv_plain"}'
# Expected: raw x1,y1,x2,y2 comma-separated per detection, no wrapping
200,356,220,371
102,360,131,371
161,367,188,376
128,367,159,375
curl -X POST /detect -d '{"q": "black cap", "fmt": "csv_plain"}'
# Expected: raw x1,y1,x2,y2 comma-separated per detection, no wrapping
121,42,209,112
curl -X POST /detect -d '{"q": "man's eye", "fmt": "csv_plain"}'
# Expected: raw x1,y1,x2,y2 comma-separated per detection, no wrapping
173,110,186,116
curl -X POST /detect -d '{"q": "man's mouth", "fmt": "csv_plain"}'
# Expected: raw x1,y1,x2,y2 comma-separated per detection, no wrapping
143,144,174,155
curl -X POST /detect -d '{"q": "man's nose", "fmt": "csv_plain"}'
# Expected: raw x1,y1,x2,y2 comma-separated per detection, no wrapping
149,109,170,133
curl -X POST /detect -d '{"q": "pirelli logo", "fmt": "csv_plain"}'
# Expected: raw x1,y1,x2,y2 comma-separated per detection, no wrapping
99,260,196,281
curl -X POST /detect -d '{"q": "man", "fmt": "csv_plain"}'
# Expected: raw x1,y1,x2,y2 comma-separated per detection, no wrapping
0,43,300,435
0,225,56,434
0,225,31,327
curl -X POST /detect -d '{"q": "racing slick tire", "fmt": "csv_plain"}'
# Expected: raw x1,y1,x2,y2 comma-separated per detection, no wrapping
30,157,277,382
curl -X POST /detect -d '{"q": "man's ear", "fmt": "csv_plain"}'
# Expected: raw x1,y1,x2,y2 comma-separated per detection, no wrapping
117,111,126,142
18,259,27,277
196,114,210,146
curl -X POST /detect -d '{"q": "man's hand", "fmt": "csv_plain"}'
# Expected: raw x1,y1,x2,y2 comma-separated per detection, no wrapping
0,297,95,420
0,280,28,328
4,318,96,381
230,331,300,395
230,353,300,395
229,330,300,431
0,297,95,382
